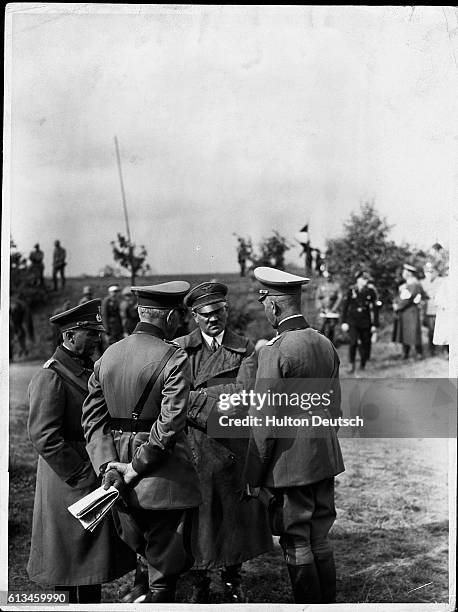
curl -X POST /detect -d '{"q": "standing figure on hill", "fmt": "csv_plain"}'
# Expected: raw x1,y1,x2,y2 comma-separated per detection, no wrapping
101,285,123,346
175,282,272,604
27,300,135,603
341,271,379,373
392,264,424,360
236,237,252,277
119,287,140,336
29,243,45,287
52,240,67,291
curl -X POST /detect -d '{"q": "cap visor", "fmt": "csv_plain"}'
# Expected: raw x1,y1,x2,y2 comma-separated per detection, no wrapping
195,301,227,314
83,323,106,332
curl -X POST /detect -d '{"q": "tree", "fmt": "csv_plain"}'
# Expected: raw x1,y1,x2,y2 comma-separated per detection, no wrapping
111,233,150,285
325,202,422,305
248,230,291,270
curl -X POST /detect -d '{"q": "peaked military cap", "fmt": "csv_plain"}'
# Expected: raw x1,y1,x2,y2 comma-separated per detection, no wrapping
131,281,190,309
403,263,417,274
184,281,228,314
254,267,310,302
50,299,105,332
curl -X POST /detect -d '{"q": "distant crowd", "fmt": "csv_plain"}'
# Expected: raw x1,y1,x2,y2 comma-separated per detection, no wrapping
313,260,449,373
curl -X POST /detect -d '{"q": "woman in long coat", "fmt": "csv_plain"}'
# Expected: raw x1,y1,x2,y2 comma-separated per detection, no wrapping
27,303,135,603
393,264,424,359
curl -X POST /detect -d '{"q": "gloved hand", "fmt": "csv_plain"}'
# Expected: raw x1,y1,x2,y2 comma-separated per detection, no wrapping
106,461,139,486
341,323,349,333
102,467,125,491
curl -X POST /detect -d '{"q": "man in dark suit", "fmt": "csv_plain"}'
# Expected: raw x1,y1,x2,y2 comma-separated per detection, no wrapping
244,267,345,604
81,282,202,604
27,300,135,603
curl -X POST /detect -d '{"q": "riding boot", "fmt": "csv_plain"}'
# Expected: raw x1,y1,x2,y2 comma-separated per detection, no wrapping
189,570,211,604
143,587,175,603
144,576,177,603
314,554,337,603
221,564,248,603
286,563,322,604
121,556,149,603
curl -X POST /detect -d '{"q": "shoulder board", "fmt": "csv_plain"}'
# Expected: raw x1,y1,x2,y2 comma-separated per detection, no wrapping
43,358,56,369
266,334,282,346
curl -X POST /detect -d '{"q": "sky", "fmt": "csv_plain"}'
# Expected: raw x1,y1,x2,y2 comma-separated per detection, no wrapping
5,5,458,277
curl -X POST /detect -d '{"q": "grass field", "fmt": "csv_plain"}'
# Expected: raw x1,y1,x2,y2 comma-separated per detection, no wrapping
8,274,452,604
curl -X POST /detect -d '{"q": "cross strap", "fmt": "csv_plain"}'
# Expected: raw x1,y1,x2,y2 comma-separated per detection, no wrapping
131,345,177,421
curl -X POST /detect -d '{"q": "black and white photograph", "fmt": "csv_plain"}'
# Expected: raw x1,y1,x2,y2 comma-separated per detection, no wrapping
2,4,457,610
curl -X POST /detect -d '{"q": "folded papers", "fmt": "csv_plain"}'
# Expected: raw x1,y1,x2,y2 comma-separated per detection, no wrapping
68,485,119,532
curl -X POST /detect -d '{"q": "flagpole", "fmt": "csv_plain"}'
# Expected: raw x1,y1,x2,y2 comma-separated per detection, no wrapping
114,135,131,243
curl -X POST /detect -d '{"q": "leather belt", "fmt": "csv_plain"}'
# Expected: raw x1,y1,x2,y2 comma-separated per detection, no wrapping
110,417,155,432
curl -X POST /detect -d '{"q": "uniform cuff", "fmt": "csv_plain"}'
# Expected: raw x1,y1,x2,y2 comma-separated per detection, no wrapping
131,444,167,476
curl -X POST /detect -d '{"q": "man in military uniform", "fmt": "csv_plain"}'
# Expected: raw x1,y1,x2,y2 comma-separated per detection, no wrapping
341,271,379,373
101,285,123,346
52,240,67,291
244,267,345,604
27,300,135,603
81,282,202,603
175,282,272,603
315,271,342,343
120,286,140,336
29,243,45,286
79,285,94,305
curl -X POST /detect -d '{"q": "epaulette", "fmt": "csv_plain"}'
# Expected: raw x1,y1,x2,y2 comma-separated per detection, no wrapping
266,334,283,346
164,339,180,348
43,358,56,369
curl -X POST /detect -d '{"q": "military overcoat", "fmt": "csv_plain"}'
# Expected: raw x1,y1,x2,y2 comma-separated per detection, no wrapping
81,322,201,510
27,346,135,586
175,327,273,570
244,316,345,488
